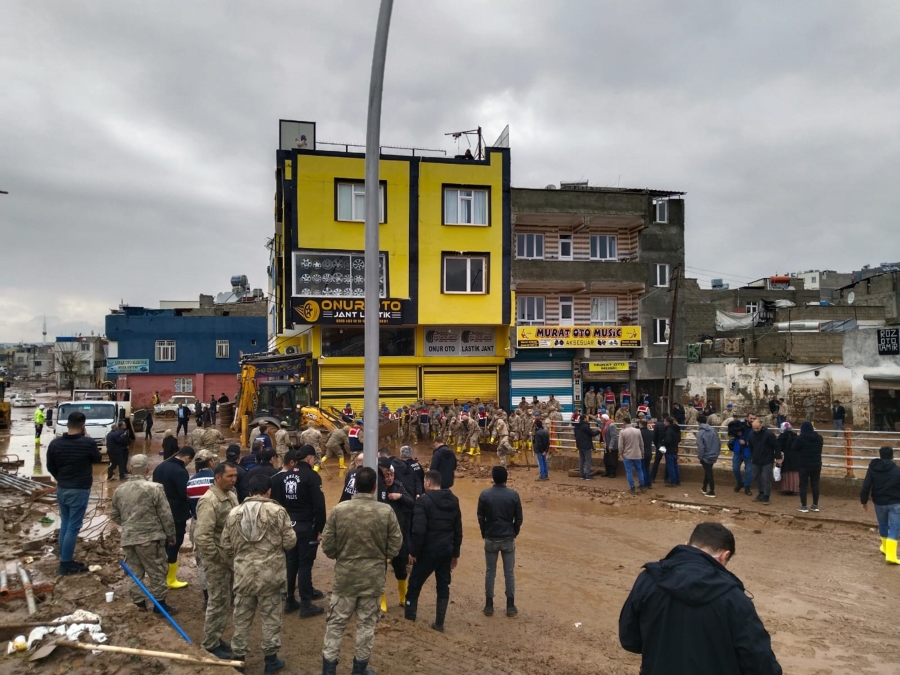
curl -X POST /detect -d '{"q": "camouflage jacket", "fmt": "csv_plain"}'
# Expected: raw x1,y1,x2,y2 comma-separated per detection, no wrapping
321,492,402,597
299,428,323,452
326,427,349,451
222,496,296,595
195,484,239,568
200,428,224,452
110,476,175,547
274,429,291,452
190,427,206,449
494,417,509,439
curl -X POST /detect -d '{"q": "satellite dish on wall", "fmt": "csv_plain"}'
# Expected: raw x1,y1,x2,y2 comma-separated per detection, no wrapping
847,292,855,304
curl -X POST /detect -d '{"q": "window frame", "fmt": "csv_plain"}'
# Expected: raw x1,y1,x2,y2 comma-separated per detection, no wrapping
516,295,545,325
591,296,618,327
293,249,389,299
515,233,545,260
215,339,230,359
442,253,489,294
155,340,176,362
558,234,573,260
559,296,575,326
174,377,193,393
745,301,759,314
590,234,618,261
653,318,670,345
654,199,669,224
442,184,491,226
334,179,386,223
654,263,670,288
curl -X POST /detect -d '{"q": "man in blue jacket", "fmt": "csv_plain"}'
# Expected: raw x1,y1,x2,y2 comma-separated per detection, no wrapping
619,522,782,675
729,412,755,495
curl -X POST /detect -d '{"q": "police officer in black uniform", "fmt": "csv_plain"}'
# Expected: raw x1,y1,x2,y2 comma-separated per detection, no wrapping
270,445,326,617
394,445,424,497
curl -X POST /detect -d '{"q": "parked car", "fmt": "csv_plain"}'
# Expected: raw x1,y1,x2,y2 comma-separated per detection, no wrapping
10,392,37,407
154,395,195,418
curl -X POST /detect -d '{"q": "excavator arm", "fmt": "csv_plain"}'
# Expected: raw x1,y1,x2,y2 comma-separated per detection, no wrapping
231,364,259,439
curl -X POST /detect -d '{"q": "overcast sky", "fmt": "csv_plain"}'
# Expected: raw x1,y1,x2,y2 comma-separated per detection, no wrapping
3,1,899,343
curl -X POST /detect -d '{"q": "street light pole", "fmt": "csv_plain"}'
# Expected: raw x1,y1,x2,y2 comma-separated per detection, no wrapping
363,0,394,470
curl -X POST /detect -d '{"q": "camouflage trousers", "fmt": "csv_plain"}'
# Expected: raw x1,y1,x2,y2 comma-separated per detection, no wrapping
468,432,480,450
275,445,290,467
201,560,233,651
232,592,283,657
496,437,515,467
325,444,347,461
189,518,208,591
123,540,168,604
322,594,380,663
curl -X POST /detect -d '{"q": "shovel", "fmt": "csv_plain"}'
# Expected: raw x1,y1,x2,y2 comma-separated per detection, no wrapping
29,638,244,668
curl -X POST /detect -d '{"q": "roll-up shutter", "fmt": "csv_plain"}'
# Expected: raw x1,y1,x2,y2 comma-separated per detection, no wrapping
319,364,418,412
509,358,573,411
422,366,498,404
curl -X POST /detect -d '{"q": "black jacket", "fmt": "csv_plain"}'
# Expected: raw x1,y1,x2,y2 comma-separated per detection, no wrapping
672,406,686,425
339,467,359,503
860,458,900,506
232,462,250,503
639,427,654,461
663,424,681,454
777,431,799,472
391,456,423,497
477,484,523,540
271,462,326,533
106,428,130,456
410,489,463,559
619,545,782,675
378,478,415,532
248,461,279,480
430,444,457,489
533,427,550,454
162,435,179,460
832,405,845,421
47,433,102,490
574,420,600,451
750,426,780,466
152,456,191,523
794,431,824,469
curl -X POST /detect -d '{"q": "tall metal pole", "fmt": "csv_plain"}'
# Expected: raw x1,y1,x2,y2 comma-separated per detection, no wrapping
363,0,394,470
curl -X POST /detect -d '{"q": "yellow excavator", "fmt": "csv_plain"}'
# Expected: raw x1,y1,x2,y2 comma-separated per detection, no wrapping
0,377,10,430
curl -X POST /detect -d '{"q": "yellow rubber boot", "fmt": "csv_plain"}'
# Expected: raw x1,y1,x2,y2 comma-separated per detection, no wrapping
313,464,321,473
881,537,887,554
339,457,346,470
380,593,388,612
166,563,188,589
468,446,476,456
397,579,408,606
886,539,900,565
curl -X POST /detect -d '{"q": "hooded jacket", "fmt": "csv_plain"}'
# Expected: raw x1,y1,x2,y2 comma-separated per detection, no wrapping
794,425,824,469
574,420,601,451
221,496,296,595
619,545,782,675
749,426,780,466
409,489,463,559
860,458,900,506
430,444,457,489
696,423,721,464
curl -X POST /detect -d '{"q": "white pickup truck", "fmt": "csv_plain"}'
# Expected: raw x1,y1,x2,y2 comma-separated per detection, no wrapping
55,389,133,450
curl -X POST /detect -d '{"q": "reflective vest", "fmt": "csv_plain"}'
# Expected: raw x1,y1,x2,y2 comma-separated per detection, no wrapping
571,411,581,423
343,408,353,417
348,426,362,450
605,391,616,403
477,412,488,427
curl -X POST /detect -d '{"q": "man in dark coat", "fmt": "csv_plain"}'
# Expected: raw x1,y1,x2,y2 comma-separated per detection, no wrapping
619,522,782,675
573,416,601,481
750,420,782,505
392,445,424,497
429,440,457,489
106,421,131,481
152,446,195,588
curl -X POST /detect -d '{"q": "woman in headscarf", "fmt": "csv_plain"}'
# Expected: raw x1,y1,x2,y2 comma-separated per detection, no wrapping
795,421,824,513
162,428,179,459
777,422,799,495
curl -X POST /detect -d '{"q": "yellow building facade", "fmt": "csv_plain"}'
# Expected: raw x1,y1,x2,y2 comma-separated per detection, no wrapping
272,122,511,412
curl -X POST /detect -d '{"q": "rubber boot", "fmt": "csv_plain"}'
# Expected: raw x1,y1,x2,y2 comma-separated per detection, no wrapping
379,593,388,613
880,537,887,554
886,539,900,565
404,596,417,621
483,596,494,616
152,599,178,616
351,658,376,675
339,457,346,469
397,579,407,607
506,596,518,617
456,445,463,454
264,653,285,674
431,597,449,632
166,562,188,589
468,447,476,456
321,657,338,675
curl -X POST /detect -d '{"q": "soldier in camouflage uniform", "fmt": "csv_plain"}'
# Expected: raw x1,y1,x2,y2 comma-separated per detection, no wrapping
299,422,324,460
584,386,597,416
321,466,402,675
548,407,564,450
274,422,291,466
190,423,206,452
465,414,482,457
200,425,225,453
494,411,514,467
222,474,296,674
324,424,350,469
110,454,177,614
195,462,239,659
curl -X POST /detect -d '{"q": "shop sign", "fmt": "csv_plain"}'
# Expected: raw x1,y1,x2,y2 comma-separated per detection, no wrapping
107,359,149,374
292,297,409,325
878,328,900,356
588,361,631,372
425,327,496,356
516,325,642,349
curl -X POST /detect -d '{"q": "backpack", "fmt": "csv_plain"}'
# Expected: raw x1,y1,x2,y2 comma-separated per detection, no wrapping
727,419,743,438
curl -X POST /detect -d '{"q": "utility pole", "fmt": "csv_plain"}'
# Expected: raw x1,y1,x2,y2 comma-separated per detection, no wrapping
363,0,394,470
662,264,682,417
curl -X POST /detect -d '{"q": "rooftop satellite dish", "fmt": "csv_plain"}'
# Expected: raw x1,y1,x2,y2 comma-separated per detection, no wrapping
847,291,855,304
545,184,557,189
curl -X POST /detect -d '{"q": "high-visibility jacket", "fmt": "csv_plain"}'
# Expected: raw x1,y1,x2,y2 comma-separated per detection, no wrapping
348,426,363,451
477,411,488,427
34,409,46,425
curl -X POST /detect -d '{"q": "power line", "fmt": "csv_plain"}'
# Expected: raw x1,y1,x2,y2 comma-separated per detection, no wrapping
685,265,758,280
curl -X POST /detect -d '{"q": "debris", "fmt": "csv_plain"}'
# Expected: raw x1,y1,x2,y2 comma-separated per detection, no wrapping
25,610,106,651
574,622,582,628
41,639,245,668
0,619,101,630
88,565,102,573
17,565,37,615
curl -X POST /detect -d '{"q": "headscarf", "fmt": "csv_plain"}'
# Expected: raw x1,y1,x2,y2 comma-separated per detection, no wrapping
799,421,816,438
780,422,792,432
164,429,173,438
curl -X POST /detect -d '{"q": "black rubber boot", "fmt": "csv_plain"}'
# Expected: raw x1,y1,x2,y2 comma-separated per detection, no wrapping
506,596,518,617
404,596,417,621
284,596,301,613
483,596,494,616
264,653,285,674
153,599,178,616
431,597,449,632
351,657,376,674
206,645,233,660
321,657,338,675
299,600,324,618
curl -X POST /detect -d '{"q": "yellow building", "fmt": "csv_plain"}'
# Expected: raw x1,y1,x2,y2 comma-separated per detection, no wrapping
271,121,511,412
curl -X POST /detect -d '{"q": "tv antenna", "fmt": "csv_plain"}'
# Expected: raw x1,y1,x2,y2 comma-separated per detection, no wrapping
445,126,483,159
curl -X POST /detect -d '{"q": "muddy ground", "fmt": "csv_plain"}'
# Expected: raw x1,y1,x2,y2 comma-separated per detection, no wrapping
2,394,900,674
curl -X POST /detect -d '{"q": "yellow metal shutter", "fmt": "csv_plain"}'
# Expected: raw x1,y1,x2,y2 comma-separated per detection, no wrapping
422,367,498,404
378,365,419,412
318,364,419,413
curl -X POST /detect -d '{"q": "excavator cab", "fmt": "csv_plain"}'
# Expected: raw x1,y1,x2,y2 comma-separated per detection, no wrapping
255,380,311,430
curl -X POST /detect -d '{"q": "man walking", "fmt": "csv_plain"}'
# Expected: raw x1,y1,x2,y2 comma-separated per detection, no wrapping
270,446,327,617
696,415,721,498
533,419,550,481
860,446,900,564
404,470,463,632
619,417,644,494
222,474,296,674
47,411,102,575
110,454,178,615
750,419,781,505
477,466,522,618
639,419,654,489
832,400,846,437
106,421,131,482
208,395,218,426
574,415,601,480
176,403,190,438
320,467,402,675
152,446,194,589
430,438,457,489
195,462,239,659
619,522,782,675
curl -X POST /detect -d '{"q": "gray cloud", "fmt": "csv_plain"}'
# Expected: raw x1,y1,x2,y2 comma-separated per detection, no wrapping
2,0,899,342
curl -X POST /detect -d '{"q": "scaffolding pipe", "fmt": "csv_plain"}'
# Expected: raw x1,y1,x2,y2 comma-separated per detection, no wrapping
16,565,37,615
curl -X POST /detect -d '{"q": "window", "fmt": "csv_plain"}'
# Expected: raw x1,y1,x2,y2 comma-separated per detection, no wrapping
654,199,668,223
336,182,384,222
294,250,387,298
443,255,487,294
517,296,545,325
322,327,415,357
444,188,488,225
559,296,574,325
654,319,670,345
591,297,618,326
745,301,758,314
174,377,193,393
155,340,176,362
654,263,670,287
216,340,230,359
516,233,544,260
590,235,617,261
558,235,573,260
